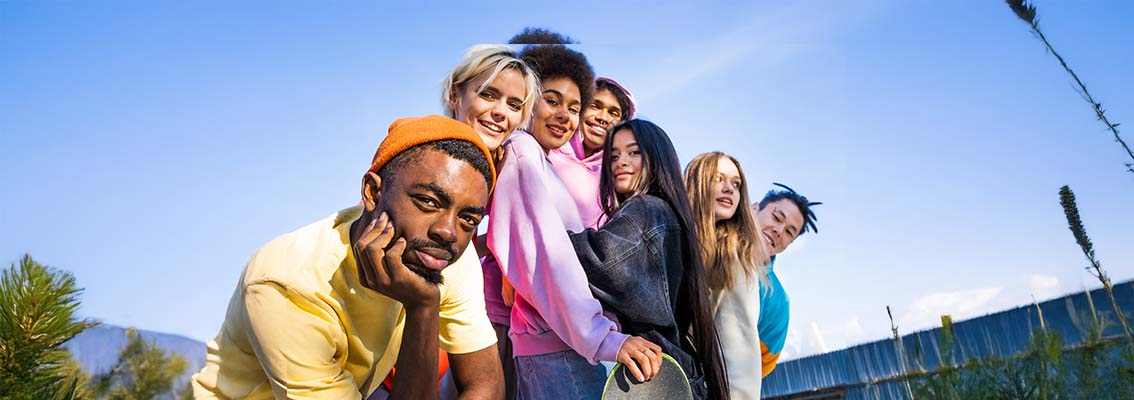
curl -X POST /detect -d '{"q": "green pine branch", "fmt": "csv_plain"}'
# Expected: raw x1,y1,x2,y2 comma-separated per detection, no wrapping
0,254,98,400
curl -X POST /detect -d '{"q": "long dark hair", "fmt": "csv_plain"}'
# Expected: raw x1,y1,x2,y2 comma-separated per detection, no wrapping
598,119,730,400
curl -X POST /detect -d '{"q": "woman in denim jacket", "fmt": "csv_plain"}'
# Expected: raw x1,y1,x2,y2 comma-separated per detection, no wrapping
569,119,731,400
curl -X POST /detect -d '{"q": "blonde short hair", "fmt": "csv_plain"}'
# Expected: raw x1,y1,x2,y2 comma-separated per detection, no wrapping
442,44,539,130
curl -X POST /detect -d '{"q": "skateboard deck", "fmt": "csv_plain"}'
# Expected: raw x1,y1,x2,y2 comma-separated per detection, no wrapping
601,353,694,400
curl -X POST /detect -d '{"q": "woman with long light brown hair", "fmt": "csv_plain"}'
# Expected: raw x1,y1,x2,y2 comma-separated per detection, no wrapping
684,151,772,400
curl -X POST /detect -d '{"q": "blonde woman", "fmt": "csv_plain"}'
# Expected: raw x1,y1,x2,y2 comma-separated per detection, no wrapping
377,44,538,400
684,151,771,400
442,44,539,159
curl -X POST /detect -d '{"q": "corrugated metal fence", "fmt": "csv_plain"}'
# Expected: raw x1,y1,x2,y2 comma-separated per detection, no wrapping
762,280,1134,399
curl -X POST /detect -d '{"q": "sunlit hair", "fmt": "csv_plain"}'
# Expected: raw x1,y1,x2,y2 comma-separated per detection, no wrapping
507,27,576,45
684,152,771,292
509,29,596,114
598,119,732,400
441,44,539,152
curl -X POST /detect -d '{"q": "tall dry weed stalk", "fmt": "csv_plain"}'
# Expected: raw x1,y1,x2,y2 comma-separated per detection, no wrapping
888,306,916,399
1006,0,1134,176
1058,185,1134,350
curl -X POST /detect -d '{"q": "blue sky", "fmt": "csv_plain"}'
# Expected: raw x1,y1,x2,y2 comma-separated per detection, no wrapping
3,1,1132,360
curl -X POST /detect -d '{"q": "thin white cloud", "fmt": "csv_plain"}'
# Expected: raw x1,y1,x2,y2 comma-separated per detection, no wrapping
809,321,829,354
781,327,802,360
781,315,869,360
631,2,869,104
843,315,866,346
897,287,1003,332
632,25,767,103
1027,274,1062,301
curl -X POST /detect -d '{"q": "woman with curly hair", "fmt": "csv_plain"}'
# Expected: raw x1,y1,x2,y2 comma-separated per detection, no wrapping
684,151,772,399
482,28,661,399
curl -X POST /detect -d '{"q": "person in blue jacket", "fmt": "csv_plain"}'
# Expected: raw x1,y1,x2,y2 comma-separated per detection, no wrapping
751,183,821,377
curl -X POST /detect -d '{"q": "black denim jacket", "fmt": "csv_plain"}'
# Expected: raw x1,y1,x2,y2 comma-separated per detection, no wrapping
569,194,708,399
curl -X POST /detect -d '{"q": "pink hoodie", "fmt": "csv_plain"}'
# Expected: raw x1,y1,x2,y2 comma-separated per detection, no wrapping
548,77,637,228
483,130,627,364
548,133,605,228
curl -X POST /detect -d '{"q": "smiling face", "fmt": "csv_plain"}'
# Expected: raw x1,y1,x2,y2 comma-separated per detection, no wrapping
529,76,582,151
711,157,742,222
609,128,643,196
370,148,489,283
754,198,804,256
581,88,623,156
449,68,527,151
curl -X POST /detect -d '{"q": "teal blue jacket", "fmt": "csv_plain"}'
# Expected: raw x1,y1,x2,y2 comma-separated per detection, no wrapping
758,256,789,377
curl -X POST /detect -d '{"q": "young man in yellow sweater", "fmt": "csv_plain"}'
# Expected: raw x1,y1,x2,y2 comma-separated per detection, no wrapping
192,115,502,400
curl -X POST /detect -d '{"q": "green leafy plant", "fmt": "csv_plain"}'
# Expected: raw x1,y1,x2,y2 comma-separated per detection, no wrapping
897,306,1134,399
1024,328,1065,400
1073,292,1107,399
911,315,964,400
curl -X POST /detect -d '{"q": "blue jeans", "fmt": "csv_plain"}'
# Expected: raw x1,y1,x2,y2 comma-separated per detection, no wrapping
515,351,606,400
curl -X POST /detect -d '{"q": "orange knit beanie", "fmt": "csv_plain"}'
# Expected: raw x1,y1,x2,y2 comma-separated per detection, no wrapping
367,115,496,190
